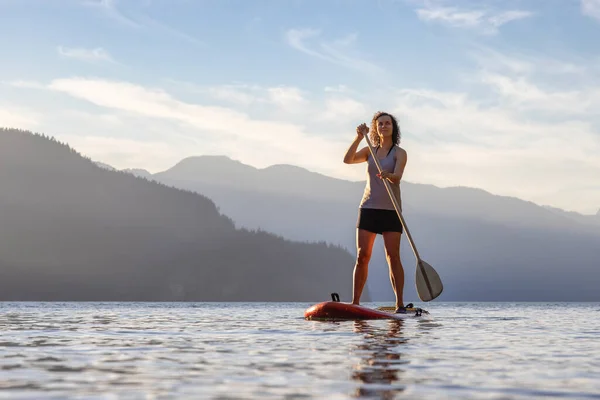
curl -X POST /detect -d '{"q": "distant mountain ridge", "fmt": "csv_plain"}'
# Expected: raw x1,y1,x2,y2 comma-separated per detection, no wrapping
139,157,600,230
542,205,600,227
145,155,600,302
151,156,600,232
0,128,363,302
159,156,358,201
122,168,152,179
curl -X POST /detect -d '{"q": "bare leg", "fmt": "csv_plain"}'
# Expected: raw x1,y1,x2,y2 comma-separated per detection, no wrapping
382,231,404,309
352,228,377,305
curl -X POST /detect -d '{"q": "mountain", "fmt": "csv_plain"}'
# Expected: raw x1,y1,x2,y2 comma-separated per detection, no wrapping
151,155,600,302
94,161,116,171
542,205,600,228
0,128,364,302
154,156,354,202
123,168,153,179
156,157,600,233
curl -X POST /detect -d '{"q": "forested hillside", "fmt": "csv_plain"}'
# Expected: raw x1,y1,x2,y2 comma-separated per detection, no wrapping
0,128,361,302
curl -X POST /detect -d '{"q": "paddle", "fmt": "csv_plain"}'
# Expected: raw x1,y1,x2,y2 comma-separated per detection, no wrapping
361,130,443,302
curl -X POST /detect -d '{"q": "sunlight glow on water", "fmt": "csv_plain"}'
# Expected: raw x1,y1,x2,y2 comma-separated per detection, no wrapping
1,302,599,399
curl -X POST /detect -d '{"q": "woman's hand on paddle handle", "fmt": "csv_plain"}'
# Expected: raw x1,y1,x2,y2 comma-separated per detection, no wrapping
356,123,369,139
344,123,370,164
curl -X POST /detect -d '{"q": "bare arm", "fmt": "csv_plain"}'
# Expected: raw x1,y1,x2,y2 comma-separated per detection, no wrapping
344,123,371,164
343,135,370,164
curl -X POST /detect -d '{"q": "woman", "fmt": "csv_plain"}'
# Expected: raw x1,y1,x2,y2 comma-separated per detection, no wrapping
343,111,408,313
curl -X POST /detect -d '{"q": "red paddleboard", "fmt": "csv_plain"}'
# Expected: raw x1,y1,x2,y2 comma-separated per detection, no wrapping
304,300,427,321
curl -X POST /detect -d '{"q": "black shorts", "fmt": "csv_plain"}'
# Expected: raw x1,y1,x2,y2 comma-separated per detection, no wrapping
356,208,403,235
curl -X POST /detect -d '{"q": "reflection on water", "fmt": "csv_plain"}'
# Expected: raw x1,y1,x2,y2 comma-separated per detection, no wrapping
1,302,599,399
351,320,409,399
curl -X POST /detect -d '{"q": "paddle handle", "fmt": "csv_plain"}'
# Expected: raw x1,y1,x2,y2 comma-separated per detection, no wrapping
361,133,422,261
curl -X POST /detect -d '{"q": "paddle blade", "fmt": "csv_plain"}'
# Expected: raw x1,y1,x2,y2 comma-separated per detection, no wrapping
415,260,443,302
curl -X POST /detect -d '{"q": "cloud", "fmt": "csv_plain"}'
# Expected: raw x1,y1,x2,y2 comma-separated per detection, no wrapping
582,0,600,21
391,83,600,213
82,0,202,46
266,87,307,110
206,85,259,106
55,134,181,172
285,28,383,74
466,47,600,116
319,97,368,122
168,80,308,112
469,46,586,76
6,48,599,214
0,106,40,129
44,77,342,174
57,46,116,63
83,0,140,28
47,78,259,136
478,72,600,115
139,15,203,46
324,85,350,93
3,80,47,89
390,46,599,213
415,2,533,34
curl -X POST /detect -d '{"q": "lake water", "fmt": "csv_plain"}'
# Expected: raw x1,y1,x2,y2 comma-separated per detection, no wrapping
1,302,599,399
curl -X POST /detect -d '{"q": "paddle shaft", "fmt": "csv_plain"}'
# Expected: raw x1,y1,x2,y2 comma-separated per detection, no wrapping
361,131,437,301
361,133,422,261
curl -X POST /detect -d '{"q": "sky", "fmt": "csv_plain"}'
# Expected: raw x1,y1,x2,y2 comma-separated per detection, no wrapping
1,0,600,215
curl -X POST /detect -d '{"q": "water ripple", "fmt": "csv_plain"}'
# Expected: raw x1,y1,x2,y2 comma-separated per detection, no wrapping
0,302,599,399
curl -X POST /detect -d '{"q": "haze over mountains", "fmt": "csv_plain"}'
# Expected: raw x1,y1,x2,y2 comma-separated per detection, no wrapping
0,128,362,302
3,127,598,302
130,155,600,302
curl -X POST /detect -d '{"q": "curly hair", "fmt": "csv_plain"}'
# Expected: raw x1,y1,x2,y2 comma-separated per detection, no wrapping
369,111,401,147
